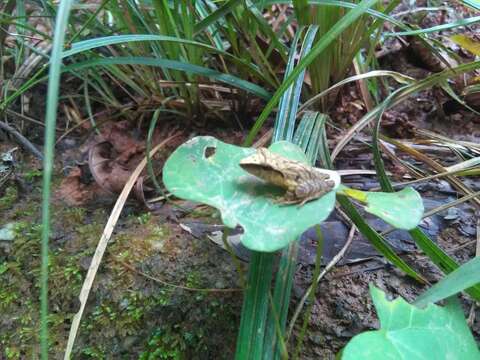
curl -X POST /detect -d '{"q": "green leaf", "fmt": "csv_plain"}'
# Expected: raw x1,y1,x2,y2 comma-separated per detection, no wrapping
415,256,480,308
365,187,424,230
163,136,339,252
342,286,480,360
337,185,424,230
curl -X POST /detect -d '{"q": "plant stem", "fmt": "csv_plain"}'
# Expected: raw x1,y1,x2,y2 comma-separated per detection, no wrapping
235,252,275,359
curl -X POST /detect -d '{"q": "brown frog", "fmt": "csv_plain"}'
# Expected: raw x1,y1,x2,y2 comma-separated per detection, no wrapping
239,148,337,206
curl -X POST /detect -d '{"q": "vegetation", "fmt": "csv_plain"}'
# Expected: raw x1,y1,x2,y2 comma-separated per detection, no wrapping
1,0,480,358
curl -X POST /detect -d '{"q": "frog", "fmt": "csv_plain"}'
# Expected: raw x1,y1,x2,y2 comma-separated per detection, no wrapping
239,148,336,206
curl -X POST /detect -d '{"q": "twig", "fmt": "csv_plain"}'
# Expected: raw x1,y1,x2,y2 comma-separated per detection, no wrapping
370,167,477,191
0,120,44,160
5,109,63,130
332,264,387,278
287,224,356,339
116,260,241,293
468,303,476,327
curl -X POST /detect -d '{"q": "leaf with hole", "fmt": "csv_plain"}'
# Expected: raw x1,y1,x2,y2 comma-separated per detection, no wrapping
163,136,339,252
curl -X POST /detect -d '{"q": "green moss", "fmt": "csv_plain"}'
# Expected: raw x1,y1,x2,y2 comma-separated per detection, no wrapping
0,186,18,211
81,345,108,359
23,169,42,182
1,192,239,359
137,212,152,225
139,326,189,360
188,206,218,220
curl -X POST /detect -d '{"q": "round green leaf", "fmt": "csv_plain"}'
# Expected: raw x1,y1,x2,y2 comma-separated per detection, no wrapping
342,286,480,359
365,187,424,230
163,136,339,252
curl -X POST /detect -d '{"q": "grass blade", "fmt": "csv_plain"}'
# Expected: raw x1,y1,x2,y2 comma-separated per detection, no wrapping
235,252,275,359
336,195,426,283
244,0,378,145
370,90,480,300
273,25,318,142
63,57,271,100
63,34,270,84
387,15,480,36
194,0,243,34
415,256,480,308
40,0,75,358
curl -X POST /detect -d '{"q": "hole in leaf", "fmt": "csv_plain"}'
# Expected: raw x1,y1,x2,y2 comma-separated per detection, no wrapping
204,146,216,158
234,225,244,234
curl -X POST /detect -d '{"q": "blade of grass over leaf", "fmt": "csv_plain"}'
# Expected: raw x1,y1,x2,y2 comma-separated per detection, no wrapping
62,57,271,100
40,0,75,358
415,257,480,308
337,195,426,283
369,90,480,300
321,138,426,283
244,0,378,146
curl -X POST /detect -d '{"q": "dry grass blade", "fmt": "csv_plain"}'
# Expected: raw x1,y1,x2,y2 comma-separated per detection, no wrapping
417,129,480,155
298,70,414,113
63,132,181,359
381,136,480,208
476,216,480,257
385,168,479,191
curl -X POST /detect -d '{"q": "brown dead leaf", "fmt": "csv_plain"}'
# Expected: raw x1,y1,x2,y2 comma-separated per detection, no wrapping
88,141,138,194
57,166,108,206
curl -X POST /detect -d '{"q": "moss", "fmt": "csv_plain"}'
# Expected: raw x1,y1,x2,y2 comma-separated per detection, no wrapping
0,186,18,211
139,326,189,360
22,169,42,182
1,193,239,359
188,206,218,220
